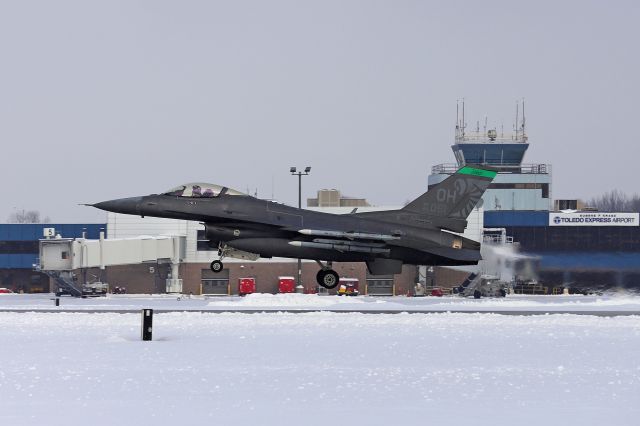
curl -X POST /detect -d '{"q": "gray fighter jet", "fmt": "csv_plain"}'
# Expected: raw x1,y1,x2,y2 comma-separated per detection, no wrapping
91,165,497,289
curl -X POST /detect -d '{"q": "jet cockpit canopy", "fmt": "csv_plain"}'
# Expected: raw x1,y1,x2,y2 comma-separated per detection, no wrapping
162,183,245,198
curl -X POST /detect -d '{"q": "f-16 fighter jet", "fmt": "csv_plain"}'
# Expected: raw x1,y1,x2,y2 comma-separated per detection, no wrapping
91,165,496,289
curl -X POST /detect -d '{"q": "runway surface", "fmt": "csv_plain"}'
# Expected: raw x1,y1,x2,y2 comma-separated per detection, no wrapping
2,293,640,316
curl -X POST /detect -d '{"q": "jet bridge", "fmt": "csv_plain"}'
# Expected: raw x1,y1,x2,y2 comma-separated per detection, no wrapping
38,232,186,294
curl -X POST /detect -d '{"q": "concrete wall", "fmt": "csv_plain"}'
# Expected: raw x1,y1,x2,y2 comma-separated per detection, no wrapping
105,263,173,294
433,267,472,289
0,269,50,293
101,261,418,295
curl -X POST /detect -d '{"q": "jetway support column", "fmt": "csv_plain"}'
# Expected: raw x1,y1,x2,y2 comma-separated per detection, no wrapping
165,236,183,294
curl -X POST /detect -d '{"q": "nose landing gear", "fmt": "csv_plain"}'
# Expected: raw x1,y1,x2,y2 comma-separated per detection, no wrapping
210,260,224,273
210,243,226,273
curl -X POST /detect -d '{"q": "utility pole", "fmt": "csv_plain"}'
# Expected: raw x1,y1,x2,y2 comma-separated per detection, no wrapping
290,166,311,289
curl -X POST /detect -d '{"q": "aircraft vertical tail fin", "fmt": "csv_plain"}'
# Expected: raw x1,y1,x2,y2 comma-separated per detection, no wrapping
402,165,497,221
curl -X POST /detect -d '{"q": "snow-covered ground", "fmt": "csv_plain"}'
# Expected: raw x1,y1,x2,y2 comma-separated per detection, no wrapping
3,292,640,312
1,303,639,425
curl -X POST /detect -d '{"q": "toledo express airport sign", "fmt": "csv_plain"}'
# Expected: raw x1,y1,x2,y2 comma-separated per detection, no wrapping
549,212,640,227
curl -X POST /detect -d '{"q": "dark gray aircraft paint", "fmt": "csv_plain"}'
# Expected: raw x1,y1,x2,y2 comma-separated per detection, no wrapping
91,166,497,288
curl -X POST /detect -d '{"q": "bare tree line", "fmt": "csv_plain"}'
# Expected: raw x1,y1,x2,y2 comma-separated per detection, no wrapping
7,210,50,224
588,190,640,212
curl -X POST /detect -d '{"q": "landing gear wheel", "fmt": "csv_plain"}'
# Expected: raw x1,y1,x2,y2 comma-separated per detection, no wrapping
317,269,339,289
473,290,481,299
210,260,224,273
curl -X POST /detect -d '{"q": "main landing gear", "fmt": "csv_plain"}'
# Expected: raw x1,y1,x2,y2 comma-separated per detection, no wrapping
315,261,339,289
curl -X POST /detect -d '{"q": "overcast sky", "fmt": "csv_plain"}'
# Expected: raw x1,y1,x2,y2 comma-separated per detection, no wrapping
1,0,638,223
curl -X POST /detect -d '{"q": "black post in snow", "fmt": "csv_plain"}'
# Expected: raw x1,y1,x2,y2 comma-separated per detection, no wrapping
141,309,153,341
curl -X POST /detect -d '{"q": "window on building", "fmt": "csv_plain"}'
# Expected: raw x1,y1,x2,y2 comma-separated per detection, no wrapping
488,183,550,198
0,241,39,254
196,230,215,251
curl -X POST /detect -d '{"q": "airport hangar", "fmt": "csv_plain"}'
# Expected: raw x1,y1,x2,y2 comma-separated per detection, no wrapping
0,196,483,295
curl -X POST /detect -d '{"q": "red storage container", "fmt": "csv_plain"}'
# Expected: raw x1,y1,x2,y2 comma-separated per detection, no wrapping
238,277,256,296
278,276,295,293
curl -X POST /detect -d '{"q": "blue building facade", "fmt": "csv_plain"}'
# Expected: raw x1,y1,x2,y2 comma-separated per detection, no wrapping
485,211,640,289
0,224,105,292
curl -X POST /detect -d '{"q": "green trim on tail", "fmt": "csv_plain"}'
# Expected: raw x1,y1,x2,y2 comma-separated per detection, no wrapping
458,166,497,179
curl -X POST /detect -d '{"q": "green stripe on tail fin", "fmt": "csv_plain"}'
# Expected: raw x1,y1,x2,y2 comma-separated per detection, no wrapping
400,165,498,230
458,166,497,179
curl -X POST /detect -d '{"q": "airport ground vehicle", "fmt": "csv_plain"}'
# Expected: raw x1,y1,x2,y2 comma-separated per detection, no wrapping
81,282,108,297
337,280,359,296
453,273,508,298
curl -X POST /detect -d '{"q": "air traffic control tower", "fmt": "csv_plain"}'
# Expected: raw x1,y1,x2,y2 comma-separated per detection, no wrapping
429,102,551,211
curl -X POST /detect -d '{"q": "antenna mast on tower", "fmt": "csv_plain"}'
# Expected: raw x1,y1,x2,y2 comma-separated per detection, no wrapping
462,98,466,138
456,101,460,138
515,101,519,140
522,98,526,136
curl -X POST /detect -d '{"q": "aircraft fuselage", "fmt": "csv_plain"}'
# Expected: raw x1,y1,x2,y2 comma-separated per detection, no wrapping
95,193,480,269
92,165,497,282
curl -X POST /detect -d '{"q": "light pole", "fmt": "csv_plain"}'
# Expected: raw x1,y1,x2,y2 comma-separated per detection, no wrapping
290,166,311,289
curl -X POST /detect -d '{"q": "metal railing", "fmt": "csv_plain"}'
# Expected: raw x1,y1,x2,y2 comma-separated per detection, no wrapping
454,133,528,144
431,163,551,175
45,271,83,297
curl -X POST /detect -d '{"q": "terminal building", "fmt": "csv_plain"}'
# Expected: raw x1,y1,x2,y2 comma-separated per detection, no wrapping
0,217,439,296
428,103,640,290
307,189,370,208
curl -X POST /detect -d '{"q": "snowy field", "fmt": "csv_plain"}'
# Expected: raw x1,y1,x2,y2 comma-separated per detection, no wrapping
1,300,640,425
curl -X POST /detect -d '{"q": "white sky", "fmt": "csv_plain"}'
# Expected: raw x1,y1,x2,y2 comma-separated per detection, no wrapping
1,0,638,222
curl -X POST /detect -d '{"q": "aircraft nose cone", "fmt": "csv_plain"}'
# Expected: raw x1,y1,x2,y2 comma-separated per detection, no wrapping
92,197,143,215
